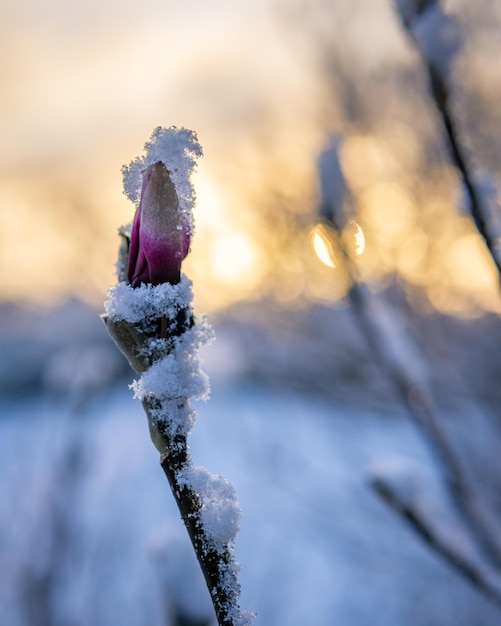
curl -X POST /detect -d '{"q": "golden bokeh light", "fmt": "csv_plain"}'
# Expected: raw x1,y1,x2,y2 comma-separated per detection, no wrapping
208,233,262,284
342,220,366,257
311,220,365,270
339,134,397,191
445,232,501,310
311,223,337,268
323,130,501,316
359,182,416,239
354,221,365,255
185,168,268,311
395,230,429,285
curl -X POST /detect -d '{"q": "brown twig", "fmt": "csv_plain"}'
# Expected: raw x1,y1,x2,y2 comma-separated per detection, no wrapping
156,424,242,626
103,308,248,626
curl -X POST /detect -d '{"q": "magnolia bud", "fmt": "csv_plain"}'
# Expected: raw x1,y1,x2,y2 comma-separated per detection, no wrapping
127,162,190,287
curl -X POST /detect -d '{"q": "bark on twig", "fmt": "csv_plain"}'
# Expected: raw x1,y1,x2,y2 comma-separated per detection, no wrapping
105,126,251,626
157,429,241,626
103,309,246,626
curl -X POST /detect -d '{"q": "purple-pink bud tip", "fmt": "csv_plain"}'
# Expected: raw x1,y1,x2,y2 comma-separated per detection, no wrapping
127,162,191,287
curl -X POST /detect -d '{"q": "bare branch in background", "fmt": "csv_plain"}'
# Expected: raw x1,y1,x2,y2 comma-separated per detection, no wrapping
316,139,501,601
394,0,501,283
369,459,501,607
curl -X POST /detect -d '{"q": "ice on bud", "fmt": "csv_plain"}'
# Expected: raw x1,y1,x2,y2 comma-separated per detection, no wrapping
127,162,191,287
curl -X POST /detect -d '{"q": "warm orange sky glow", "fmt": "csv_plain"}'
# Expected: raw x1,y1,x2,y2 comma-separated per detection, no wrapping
0,0,323,310
1,0,501,317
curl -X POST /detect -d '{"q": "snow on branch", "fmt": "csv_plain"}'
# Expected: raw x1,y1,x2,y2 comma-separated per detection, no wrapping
316,138,501,596
393,0,501,283
122,126,203,219
103,127,254,626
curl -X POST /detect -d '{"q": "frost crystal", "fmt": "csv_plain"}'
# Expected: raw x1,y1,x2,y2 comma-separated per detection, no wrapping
131,322,212,401
177,465,242,552
131,322,213,436
104,277,214,437
104,275,194,328
122,126,203,238
175,462,255,625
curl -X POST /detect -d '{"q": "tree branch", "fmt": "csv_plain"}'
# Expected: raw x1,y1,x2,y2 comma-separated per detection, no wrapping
370,469,501,608
395,0,501,283
103,303,251,626
317,135,501,576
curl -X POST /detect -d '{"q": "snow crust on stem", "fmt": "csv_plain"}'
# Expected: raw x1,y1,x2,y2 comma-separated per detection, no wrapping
177,465,242,553
104,277,213,437
104,275,194,327
103,126,253,625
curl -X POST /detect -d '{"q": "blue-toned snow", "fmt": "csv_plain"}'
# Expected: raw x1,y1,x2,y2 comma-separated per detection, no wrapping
1,352,500,625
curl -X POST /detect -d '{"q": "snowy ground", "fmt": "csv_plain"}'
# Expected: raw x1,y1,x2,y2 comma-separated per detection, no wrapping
1,296,501,625
2,373,500,625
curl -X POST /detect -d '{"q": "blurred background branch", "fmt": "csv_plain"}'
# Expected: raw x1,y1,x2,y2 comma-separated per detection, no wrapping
393,0,501,284
315,136,501,600
369,458,501,607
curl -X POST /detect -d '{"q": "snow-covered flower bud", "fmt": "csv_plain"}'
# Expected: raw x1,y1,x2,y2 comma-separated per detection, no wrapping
127,162,190,287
